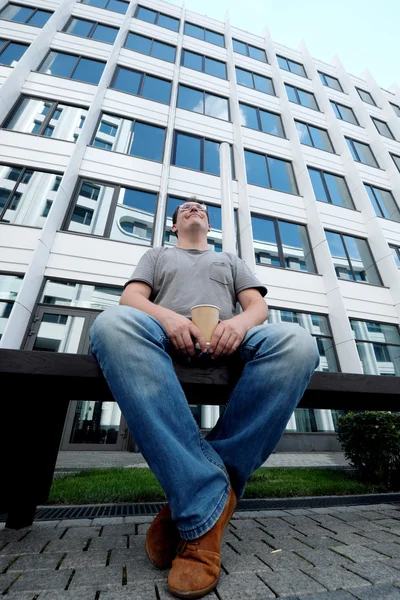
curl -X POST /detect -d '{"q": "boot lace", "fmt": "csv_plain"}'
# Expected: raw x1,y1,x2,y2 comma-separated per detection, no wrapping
177,539,200,555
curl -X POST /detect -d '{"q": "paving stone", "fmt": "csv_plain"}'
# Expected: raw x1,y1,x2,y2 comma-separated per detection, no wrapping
156,580,218,600
9,569,72,592
221,553,271,573
0,554,18,571
295,535,340,549
1,539,49,554
125,561,167,583
87,535,128,549
254,548,311,571
284,509,315,516
281,516,322,527
257,567,326,596
101,524,136,536
246,510,290,517
216,571,276,599
291,525,341,537
92,517,125,526
356,530,400,544
328,533,375,546
109,549,150,565
345,560,400,585
304,565,372,591
263,536,314,552
43,539,89,553
37,589,98,599
228,525,271,542
99,582,158,599
284,592,356,600
62,526,101,539
351,584,400,599
59,549,109,569
294,547,353,567
22,528,64,541
4,593,38,600
226,539,275,555
362,543,400,558
7,552,64,571
332,543,390,563
69,564,122,589
137,524,151,535
0,572,21,594
376,519,400,529
55,519,94,528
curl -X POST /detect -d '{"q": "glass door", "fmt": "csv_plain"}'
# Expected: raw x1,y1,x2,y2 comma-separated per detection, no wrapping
25,306,128,451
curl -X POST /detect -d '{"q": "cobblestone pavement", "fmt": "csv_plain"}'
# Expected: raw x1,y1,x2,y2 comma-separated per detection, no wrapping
3,503,400,598
55,451,351,472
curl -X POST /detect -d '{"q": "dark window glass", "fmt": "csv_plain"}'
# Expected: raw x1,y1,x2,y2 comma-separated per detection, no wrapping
92,24,118,44
296,122,334,153
40,51,77,77
152,40,175,63
318,71,343,92
330,101,359,125
232,39,247,55
390,103,400,117
205,30,224,47
350,319,400,376
130,122,165,162
112,66,141,95
204,139,219,175
346,138,379,168
233,39,266,62
253,73,274,94
248,45,266,62
365,184,400,222
107,0,128,14
72,57,105,84
136,6,156,23
239,103,259,130
157,13,179,32
28,9,52,27
244,150,269,187
71,205,93,225
285,84,318,110
65,18,93,37
0,41,29,66
391,246,400,269
125,32,152,54
245,150,297,194
141,75,171,104
81,0,108,8
174,132,201,171
81,182,100,199
277,55,306,77
204,92,229,120
235,67,253,88
372,117,395,140
205,56,225,79
239,103,284,137
391,154,400,172
0,4,32,22
177,85,203,113
182,49,202,71
93,138,112,149
308,168,354,210
326,231,382,285
184,22,203,40
356,88,376,106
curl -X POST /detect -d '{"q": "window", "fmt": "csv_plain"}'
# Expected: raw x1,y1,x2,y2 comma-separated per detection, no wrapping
0,40,29,66
0,3,52,26
268,309,338,372
390,245,400,269
0,273,23,339
232,39,266,62
346,137,379,168
285,84,319,111
330,101,359,125
391,154,400,172
318,71,343,92
364,184,400,222
177,85,229,121
239,103,285,137
356,88,376,106
111,66,171,104
184,23,224,47
295,121,334,153
277,55,306,77
350,319,400,376
0,165,62,227
181,49,226,79
235,67,275,95
252,213,316,273
390,103,400,117
65,179,158,246
245,150,298,195
38,51,105,85
124,32,176,63
3,96,89,142
172,131,234,177
63,18,118,44
325,230,382,285
308,168,354,210
371,117,395,140
134,6,179,32
91,113,166,162
80,0,128,14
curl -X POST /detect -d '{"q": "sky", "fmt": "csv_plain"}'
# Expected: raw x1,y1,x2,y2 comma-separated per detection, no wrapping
168,0,399,90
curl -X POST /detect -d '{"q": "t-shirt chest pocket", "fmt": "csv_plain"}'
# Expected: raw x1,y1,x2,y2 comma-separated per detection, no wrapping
209,262,233,285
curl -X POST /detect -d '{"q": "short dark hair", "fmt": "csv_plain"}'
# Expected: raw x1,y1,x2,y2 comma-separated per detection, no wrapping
171,198,210,238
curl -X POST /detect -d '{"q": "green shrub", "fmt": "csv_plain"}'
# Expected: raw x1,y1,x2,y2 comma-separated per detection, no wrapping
336,411,400,490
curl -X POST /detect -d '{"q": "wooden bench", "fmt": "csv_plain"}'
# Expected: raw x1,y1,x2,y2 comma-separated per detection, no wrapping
1,348,399,530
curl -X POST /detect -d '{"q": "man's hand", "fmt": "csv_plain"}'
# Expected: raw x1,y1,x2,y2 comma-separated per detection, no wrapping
157,312,208,357
209,318,248,359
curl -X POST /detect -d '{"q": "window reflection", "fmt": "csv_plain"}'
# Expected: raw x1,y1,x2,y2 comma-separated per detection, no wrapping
40,280,122,309
0,273,23,338
350,319,400,376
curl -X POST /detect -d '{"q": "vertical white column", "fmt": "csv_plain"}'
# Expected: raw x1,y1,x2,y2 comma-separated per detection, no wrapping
263,30,362,373
1,0,139,348
220,141,236,253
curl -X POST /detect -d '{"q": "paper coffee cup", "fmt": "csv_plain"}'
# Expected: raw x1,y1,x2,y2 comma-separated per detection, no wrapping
190,304,220,350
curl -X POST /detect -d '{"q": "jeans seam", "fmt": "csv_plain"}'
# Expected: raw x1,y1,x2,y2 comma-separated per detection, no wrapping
198,430,229,479
177,484,230,535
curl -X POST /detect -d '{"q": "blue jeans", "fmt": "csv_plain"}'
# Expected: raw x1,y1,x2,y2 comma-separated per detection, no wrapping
89,306,319,540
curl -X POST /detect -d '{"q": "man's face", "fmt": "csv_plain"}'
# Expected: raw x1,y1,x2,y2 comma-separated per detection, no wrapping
172,202,210,237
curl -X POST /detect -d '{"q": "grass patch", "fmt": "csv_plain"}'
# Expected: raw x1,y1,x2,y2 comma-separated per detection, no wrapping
48,467,376,505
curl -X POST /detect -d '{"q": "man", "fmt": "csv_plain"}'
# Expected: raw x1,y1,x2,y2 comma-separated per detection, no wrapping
89,198,319,599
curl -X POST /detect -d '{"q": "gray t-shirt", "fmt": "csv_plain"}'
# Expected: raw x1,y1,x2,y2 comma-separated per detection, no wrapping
125,246,267,321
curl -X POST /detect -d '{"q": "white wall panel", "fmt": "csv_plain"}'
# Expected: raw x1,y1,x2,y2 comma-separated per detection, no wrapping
0,130,72,170
51,32,113,61
0,224,40,272
241,129,292,158
300,146,344,173
0,65,11,88
317,203,366,238
117,47,175,79
179,67,229,97
237,87,280,112
181,36,226,62
102,88,169,126
379,218,400,246
340,279,398,322
272,42,303,61
168,166,226,203
174,108,233,142
128,20,178,45
0,20,38,43
248,185,306,222
22,72,96,105
70,3,125,27
233,55,273,77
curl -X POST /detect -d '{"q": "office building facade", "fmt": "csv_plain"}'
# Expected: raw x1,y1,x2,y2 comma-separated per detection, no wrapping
0,0,399,451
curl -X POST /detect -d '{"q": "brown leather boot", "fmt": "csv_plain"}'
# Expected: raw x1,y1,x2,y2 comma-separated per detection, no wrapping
145,503,181,569
168,487,237,599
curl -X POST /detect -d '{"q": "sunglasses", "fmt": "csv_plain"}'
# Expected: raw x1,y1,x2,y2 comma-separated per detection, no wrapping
179,203,207,212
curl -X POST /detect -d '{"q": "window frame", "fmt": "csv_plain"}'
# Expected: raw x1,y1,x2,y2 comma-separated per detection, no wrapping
89,111,167,163
239,101,286,138
251,212,317,273
62,17,118,44
307,167,355,210
171,130,235,177
176,83,231,122
181,48,227,80
326,229,384,286
63,176,160,246
124,31,176,63
390,244,400,267
356,87,377,106
371,116,396,140
110,65,172,105
318,71,343,92
277,55,307,78
285,83,320,111
232,38,267,62
0,38,29,64
390,102,400,117
345,137,380,169
391,153,400,173
184,22,224,47
364,183,400,221
350,317,400,366
330,100,360,125
244,149,299,195
295,120,335,153
134,5,180,32
2,94,89,141
0,3,53,26
37,50,105,84
81,0,129,13
235,66,275,95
